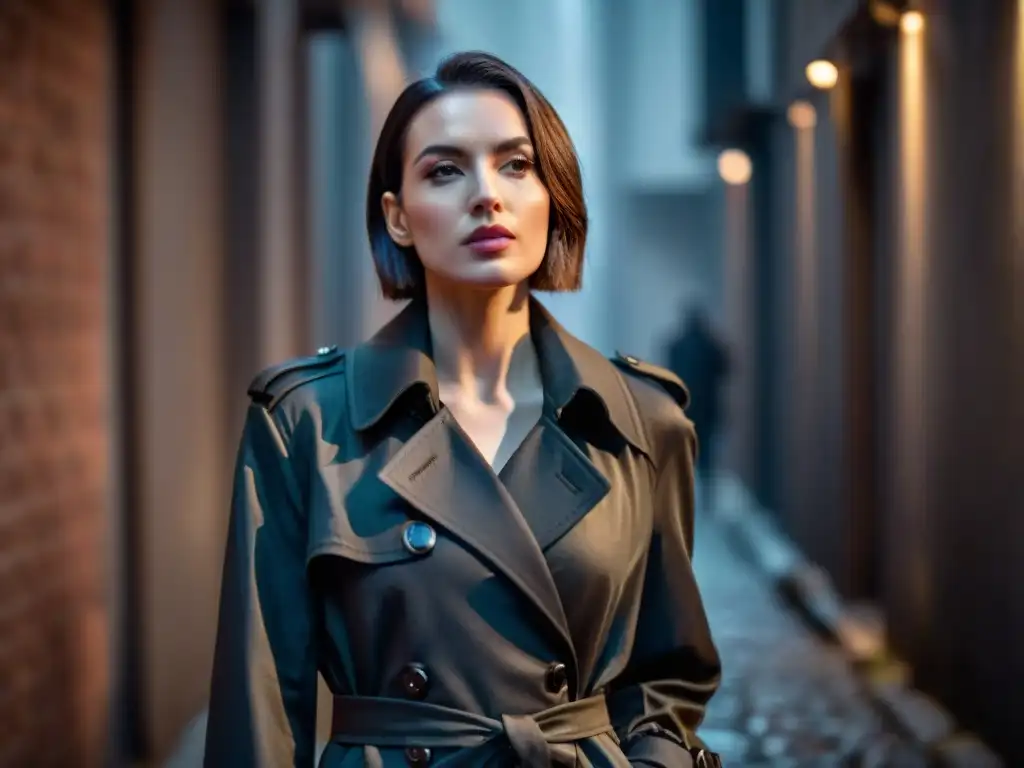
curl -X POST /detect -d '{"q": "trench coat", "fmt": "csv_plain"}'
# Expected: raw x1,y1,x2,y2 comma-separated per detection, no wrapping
204,296,722,768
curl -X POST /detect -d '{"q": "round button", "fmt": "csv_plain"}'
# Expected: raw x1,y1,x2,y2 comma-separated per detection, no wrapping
545,662,568,693
398,663,430,700
404,746,432,765
402,521,436,556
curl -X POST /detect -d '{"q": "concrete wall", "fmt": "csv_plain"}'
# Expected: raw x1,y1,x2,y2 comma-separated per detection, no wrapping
888,3,1024,759
746,1,1024,760
129,0,231,757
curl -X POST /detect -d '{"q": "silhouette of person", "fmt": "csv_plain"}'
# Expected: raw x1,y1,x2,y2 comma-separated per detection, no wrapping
666,306,731,515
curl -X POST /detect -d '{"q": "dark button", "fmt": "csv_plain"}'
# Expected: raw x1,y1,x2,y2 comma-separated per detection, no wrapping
398,663,430,700
404,746,432,765
402,521,436,556
545,662,568,694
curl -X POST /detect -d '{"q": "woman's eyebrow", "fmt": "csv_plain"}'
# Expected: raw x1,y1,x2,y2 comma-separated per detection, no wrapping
412,136,532,164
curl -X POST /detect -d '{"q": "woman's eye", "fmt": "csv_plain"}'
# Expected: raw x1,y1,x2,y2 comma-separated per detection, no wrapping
427,162,461,180
504,156,533,175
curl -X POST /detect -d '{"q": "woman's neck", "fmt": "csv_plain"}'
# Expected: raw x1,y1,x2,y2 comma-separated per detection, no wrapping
425,280,540,406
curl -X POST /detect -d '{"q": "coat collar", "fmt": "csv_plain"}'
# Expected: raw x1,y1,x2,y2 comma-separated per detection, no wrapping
346,296,650,455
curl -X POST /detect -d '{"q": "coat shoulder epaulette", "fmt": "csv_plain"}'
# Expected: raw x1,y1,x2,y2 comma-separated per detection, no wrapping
611,350,690,410
247,345,346,410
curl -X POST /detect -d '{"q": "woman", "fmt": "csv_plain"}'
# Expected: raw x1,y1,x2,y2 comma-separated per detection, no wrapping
205,52,722,768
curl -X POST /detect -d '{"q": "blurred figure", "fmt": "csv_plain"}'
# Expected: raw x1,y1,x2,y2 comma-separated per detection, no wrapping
666,306,731,515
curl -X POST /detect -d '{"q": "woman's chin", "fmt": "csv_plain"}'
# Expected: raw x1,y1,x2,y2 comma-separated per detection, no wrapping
428,259,539,293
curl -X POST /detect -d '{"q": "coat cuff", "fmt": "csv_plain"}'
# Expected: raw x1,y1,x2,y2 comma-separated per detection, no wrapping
620,723,692,767
621,724,723,767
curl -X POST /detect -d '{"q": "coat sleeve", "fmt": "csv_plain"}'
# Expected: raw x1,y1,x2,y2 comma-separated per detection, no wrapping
606,415,722,767
204,404,319,767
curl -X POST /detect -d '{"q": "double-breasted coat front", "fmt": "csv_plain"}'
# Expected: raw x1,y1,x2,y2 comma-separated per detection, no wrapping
204,297,722,768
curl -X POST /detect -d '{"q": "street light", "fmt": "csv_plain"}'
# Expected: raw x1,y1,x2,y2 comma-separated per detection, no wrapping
787,101,818,130
718,149,753,186
806,59,839,90
900,10,925,34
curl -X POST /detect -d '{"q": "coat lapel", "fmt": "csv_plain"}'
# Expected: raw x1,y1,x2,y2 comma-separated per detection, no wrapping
377,406,576,657
498,415,611,551
528,298,650,459
498,298,653,550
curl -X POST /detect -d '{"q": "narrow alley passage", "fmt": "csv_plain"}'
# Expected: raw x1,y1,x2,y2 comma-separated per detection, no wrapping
694,514,926,767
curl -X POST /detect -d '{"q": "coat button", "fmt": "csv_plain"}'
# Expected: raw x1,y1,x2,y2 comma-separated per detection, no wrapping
404,746,432,765
398,663,430,700
402,521,436,556
545,662,568,693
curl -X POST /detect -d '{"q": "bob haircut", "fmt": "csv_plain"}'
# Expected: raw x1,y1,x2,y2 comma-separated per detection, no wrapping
366,51,588,300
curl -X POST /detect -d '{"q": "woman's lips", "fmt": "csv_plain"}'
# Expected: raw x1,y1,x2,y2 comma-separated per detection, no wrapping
463,225,515,255
466,236,513,254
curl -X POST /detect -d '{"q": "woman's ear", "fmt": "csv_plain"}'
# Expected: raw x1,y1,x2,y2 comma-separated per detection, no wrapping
381,192,414,247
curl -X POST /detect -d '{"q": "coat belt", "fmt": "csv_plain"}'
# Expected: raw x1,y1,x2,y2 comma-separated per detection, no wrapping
330,693,614,767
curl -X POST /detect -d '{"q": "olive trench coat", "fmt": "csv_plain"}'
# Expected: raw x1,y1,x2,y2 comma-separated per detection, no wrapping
204,297,721,768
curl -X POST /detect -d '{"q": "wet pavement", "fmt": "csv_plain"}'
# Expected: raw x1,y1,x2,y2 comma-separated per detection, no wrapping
693,513,928,767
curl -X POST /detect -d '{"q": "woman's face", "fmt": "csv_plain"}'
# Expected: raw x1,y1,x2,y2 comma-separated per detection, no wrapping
382,88,551,293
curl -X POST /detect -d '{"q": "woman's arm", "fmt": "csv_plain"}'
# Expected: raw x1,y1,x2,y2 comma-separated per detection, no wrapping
204,404,319,767
607,414,722,767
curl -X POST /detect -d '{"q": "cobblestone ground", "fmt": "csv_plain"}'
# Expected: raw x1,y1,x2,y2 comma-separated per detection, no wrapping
693,515,927,767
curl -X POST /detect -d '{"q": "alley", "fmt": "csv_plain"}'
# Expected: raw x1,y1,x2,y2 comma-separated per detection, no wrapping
694,514,925,767
3,1,1021,765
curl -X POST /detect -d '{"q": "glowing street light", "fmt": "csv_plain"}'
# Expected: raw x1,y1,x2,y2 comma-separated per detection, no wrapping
718,149,752,186
787,101,818,130
806,59,839,90
900,10,925,34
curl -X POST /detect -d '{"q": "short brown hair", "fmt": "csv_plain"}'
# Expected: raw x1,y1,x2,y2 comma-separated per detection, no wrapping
366,51,588,300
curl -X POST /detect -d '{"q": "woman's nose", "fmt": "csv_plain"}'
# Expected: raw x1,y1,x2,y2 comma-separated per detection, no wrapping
468,170,503,214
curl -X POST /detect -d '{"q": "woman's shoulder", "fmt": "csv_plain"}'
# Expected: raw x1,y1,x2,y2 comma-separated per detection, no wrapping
610,351,689,411
246,345,349,422
610,351,695,450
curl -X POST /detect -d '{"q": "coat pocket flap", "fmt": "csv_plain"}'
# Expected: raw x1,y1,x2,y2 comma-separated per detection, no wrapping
306,527,417,566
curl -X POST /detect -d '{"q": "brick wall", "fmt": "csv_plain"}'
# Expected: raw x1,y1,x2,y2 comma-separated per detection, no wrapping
0,1,112,765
